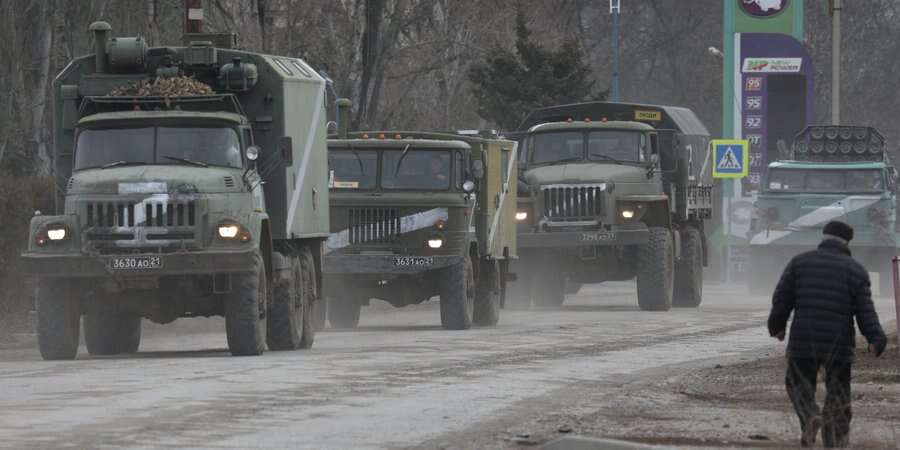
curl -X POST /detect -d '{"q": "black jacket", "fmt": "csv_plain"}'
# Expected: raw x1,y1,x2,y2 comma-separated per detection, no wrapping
767,239,887,362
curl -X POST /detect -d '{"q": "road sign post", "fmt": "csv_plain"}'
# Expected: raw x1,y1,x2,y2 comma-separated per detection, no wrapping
893,257,900,354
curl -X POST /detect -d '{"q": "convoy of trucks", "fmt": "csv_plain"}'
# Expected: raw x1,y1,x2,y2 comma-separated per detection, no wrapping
19,18,723,361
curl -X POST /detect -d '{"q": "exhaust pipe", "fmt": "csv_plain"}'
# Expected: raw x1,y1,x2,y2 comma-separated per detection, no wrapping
88,21,111,74
336,98,353,139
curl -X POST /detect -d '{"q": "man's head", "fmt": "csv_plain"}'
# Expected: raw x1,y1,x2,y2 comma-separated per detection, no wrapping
823,220,854,244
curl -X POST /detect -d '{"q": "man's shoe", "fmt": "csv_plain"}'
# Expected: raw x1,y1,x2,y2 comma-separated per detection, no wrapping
801,416,822,447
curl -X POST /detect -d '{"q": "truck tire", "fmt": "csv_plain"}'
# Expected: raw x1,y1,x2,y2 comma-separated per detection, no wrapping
439,255,474,330
225,252,267,356
267,248,317,350
37,279,81,360
534,270,565,308
673,226,703,307
474,260,501,326
298,248,317,349
328,295,361,329
84,312,142,355
636,227,674,311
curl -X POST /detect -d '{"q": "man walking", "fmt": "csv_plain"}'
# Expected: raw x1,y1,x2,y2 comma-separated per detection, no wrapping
768,220,887,448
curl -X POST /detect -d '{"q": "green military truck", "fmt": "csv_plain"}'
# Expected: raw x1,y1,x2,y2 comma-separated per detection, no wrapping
21,22,329,359
322,103,517,329
510,102,713,311
749,125,897,295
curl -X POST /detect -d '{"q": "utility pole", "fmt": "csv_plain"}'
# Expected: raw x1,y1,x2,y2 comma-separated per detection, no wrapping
830,0,841,125
610,0,621,102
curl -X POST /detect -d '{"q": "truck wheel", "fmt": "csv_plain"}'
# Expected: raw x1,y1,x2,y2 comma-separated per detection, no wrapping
226,252,267,356
84,311,142,355
637,227,674,311
267,248,317,350
328,295,361,329
673,226,703,307
534,270,565,308
474,260,501,326
298,248,317,349
439,255,474,330
36,279,81,360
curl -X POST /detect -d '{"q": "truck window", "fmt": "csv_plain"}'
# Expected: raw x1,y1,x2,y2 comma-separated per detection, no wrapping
74,126,242,170
327,150,377,189
531,132,583,164
382,150,451,190
588,131,643,162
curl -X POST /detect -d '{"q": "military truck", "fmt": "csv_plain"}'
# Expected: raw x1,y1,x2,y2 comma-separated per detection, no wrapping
21,22,329,359
510,102,713,310
749,125,897,295
322,102,517,329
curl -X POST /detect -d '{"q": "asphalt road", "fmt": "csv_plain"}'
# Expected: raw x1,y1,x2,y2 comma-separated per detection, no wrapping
0,282,894,449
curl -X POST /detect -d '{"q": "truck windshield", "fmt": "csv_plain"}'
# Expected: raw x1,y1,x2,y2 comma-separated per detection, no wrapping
74,126,242,170
530,130,644,164
328,150,377,189
382,150,451,190
766,168,884,193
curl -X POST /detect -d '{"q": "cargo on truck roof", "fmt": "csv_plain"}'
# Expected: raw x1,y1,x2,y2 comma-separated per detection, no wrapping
517,101,710,137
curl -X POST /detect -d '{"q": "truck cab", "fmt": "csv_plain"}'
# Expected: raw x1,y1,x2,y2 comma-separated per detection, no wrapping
323,122,517,330
22,22,329,359
749,125,897,294
511,102,712,311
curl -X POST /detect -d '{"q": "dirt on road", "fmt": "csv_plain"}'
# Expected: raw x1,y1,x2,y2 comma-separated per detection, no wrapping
423,338,900,450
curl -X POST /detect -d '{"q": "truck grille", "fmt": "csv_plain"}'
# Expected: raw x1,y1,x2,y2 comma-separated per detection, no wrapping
349,208,400,244
542,184,604,222
86,200,196,228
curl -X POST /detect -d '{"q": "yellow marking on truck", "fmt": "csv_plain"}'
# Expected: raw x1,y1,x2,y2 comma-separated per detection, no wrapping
635,110,662,121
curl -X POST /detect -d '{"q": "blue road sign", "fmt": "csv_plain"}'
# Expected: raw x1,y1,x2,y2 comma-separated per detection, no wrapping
712,139,749,179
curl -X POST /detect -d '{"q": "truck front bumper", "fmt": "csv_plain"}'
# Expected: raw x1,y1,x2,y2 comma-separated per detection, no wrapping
21,249,258,278
518,225,649,249
323,254,463,275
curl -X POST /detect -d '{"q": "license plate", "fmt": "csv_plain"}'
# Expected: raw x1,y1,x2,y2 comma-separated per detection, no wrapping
392,256,434,267
110,256,162,270
581,231,616,242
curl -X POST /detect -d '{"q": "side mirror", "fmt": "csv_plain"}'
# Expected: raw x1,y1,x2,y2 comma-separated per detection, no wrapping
472,159,485,180
462,180,476,193
650,154,660,166
278,136,293,166
246,145,261,162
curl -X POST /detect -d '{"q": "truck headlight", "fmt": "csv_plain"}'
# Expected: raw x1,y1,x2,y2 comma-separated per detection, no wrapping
218,222,251,242
618,204,645,221
427,238,443,249
46,227,67,241
515,211,528,221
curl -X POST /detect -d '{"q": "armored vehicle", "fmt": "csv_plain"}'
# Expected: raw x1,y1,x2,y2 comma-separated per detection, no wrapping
510,102,713,310
322,104,517,329
749,125,897,295
21,22,329,359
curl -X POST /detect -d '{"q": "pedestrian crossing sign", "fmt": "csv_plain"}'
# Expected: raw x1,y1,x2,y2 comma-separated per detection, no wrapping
711,139,749,179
